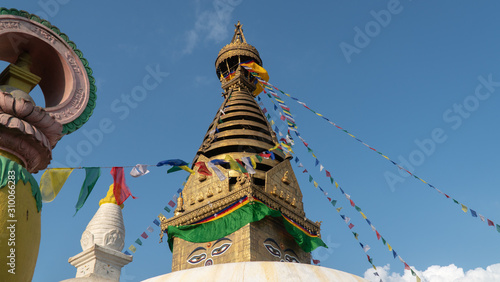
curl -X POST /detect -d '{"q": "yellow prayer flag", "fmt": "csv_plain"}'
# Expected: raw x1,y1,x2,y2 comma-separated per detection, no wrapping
249,156,257,168
420,178,427,184
360,212,367,219
387,243,392,251
270,120,275,125
336,207,343,212
40,168,74,203
417,276,421,282
313,181,318,188
240,61,269,96
128,245,137,253
268,143,280,151
348,133,355,138
382,155,390,160
312,153,317,158
179,165,195,174
335,182,339,188
461,204,468,213
280,143,294,154
224,155,242,173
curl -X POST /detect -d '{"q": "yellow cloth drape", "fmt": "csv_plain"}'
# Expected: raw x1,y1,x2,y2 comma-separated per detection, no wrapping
241,61,269,96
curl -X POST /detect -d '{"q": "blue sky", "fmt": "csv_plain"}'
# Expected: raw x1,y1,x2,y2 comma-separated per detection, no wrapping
2,1,500,281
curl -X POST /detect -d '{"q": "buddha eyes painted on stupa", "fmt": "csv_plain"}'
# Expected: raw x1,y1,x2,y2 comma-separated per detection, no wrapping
186,238,233,266
263,238,300,263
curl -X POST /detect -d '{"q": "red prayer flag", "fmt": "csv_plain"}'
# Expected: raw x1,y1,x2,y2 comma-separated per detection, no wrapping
280,115,286,121
325,170,331,177
444,194,450,198
303,141,309,147
350,199,355,207
303,169,308,173
376,231,381,240
195,162,212,176
348,223,354,229
488,219,494,226
168,200,176,207
312,259,320,265
404,263,410,270
259,152,271,159
327,197,332,202
111,167,136,205
141,232,148,239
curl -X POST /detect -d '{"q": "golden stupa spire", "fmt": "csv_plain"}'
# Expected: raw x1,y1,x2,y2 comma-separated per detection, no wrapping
161,22,323,272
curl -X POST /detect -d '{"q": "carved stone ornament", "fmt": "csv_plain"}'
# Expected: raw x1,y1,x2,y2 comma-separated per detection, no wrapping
103,229,124,251
80,230,94,251
0,15,92,126
0,12,96,172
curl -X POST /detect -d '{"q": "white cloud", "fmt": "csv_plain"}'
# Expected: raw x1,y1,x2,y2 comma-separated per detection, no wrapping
182,0,241,54
364,263,500,282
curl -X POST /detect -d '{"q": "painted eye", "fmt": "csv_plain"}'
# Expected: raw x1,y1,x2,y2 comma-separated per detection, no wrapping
212,243,232,256
264,244,281,258
284,254,300,263
187,253,207,264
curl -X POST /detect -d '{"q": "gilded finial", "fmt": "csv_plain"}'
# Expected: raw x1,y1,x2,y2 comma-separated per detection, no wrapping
231,21,246,43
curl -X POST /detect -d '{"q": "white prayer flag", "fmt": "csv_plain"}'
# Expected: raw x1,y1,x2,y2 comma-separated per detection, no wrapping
130,164,150,177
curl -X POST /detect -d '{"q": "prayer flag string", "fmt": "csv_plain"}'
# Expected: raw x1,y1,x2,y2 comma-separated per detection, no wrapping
252,68,419,280
241,63,500,238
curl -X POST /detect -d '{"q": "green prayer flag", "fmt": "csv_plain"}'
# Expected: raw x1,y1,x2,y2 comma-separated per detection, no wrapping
309,175,313,182
355,206,362,212
330,177,334,184
167,166,183,174
453,199,459,204
382,237,386,245
135,238,142,246
255,155,263,162
307,147,313,153
331,200,337,207
74,167,101,215
496,224,500,233
164,206,171,213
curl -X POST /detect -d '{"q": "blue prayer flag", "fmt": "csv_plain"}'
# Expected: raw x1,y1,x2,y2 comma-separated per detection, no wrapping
157,159,188,167
470,209,477,217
